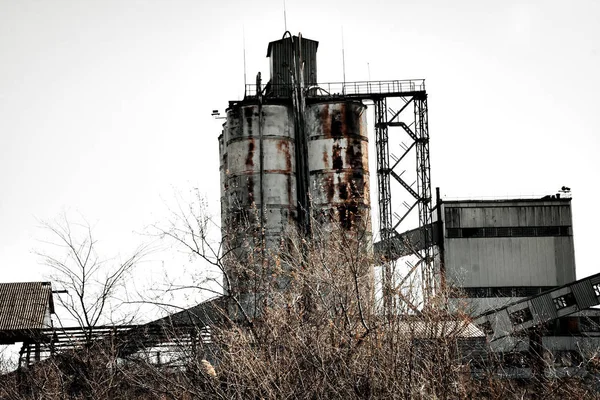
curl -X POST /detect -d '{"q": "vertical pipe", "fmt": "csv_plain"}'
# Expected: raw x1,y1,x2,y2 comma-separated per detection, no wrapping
258,100,265,256
243,26,247,94
375,98,393,316
283,0,287,32
341,27,346,95
436,187,446,296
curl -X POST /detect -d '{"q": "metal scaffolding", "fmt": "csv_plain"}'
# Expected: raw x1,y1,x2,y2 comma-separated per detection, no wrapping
372,89,433,305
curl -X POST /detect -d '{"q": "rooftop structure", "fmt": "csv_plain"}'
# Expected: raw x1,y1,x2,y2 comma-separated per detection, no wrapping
0,282,54,345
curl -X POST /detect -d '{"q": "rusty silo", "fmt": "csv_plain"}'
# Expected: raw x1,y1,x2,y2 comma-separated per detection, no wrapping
219,33,373,317
305,100,371,233
220,103,297,241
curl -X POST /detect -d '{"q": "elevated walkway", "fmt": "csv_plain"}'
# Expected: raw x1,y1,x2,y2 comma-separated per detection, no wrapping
474,272,600,341
244,79,426,101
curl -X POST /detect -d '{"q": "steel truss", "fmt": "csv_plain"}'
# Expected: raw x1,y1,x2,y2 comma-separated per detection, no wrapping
374,90,433,305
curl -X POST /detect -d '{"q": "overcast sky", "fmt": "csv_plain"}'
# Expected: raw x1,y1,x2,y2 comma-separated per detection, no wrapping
1,0,598,294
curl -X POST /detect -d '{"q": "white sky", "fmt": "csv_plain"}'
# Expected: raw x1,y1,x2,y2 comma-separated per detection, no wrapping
1,0,598,297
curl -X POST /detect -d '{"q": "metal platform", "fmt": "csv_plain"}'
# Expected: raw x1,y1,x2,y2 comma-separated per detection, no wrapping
244,79,426,100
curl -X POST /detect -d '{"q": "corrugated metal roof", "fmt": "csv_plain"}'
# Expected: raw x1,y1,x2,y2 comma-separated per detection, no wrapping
396,321,485,338
0,282,53,331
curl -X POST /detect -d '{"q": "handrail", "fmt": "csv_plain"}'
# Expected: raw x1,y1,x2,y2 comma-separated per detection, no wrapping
244,79,426,99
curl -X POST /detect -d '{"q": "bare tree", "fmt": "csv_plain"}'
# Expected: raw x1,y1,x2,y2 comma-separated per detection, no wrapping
36,213,149,342
2,200,598,398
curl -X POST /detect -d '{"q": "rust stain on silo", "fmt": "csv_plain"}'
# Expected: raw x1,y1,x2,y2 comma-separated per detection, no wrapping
245,138,255,203
337,204,360,230
320,104,330,137
276,139,293,207
345,140,364,170
276,140,292,172
245,138,255,169
326,176,335,204
244,107,254,136
331,109,343,137
338,175,349,201
332,143,343,170
307,101,371,233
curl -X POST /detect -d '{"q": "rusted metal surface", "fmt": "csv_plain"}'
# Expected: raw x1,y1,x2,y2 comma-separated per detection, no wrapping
221,103,297,236
221,99,374,315
305,100,371,232
266,35,318,97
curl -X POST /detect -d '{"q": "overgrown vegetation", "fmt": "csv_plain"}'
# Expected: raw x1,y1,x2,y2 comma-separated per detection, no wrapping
1,199,599,399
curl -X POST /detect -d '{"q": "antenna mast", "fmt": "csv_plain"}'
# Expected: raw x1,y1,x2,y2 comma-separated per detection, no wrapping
243,26,247,91
283,0,288,31
342,27,346,94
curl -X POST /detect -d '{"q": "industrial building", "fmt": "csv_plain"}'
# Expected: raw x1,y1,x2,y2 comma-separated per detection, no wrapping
216,31,600,378
3,32,599,387
442,197,577,315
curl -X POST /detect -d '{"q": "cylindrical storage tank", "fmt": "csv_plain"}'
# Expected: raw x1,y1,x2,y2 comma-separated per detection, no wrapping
220,102,297,316
305,100,371,234
305,99,374,312
222,103,297,238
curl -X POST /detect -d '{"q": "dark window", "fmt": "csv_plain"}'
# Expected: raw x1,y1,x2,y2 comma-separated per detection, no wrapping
515,287,550,297
553,292,576,310
447,226,570,239
492,287,513,297
459,286,553,298
538,226,560,236
446,228,461,238
580,316,600,332
497,227,510,236
522,227,535,236
462,228,483,238
485,227,498,237
511,227,524,236
509,307,534,326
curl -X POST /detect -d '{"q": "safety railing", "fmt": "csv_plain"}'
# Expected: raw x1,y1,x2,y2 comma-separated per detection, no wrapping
244,79,426,99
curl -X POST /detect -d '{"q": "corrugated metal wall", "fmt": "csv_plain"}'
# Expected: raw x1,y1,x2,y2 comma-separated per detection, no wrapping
445,236,575,287
268,36,318,96
0,282,53,332
444,202,572,228
443,200,576,288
